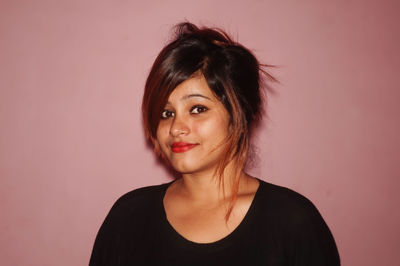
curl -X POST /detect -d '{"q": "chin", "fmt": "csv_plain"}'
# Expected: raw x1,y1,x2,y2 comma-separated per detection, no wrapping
169,159,216,176
170,161,198,174
167,150,226,175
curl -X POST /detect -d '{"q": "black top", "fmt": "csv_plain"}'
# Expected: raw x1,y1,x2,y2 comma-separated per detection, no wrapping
89,179,340,265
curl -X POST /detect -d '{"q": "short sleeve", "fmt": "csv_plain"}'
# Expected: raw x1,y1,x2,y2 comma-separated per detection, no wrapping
286,196,340,266
89,200,126,266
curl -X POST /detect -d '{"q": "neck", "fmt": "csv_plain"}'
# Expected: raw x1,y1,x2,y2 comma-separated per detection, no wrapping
176,162,246,204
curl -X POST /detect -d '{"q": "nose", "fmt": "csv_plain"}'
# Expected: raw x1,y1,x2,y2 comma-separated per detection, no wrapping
169,115,190,137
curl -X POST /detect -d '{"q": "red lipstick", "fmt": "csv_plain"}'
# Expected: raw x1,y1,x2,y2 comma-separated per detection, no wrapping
171,142,198,153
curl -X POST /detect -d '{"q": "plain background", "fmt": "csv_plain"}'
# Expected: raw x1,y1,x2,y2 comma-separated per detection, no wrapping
1,0,399,265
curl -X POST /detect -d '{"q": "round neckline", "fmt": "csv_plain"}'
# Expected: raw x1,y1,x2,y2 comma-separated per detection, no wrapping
160,178,263,248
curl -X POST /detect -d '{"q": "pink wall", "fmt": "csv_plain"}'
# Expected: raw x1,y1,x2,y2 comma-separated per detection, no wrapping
1,0,399,265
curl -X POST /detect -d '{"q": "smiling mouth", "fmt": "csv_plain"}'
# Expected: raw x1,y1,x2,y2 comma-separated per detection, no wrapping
171,142,198,153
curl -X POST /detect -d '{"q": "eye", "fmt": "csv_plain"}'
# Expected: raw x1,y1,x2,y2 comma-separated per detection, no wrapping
190,105,208,114
161,110,174,119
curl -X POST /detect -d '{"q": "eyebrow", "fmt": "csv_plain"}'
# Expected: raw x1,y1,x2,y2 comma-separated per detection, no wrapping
181,94,212,101
166,94,214,105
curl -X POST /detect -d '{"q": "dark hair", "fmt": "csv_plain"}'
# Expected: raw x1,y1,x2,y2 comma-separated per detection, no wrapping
142,22,275,219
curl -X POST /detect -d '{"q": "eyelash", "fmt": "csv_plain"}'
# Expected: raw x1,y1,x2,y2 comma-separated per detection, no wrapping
161,110,174,119
190,105,208,114
160,105,208,119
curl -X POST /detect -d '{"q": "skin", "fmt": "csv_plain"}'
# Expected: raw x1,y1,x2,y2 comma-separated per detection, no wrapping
157,74,259,243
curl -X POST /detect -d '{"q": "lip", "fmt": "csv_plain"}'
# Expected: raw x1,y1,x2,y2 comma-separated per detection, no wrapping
171,142,198,153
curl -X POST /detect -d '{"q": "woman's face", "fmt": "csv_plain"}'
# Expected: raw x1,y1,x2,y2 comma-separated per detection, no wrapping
156,75,231,176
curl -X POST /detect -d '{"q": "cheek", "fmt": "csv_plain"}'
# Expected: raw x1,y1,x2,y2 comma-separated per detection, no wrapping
195,116,230,141
156,125,169,150
155,136,169,160
156,122,168,139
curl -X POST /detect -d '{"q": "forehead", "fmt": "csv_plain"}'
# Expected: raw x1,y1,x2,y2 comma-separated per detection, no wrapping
167,75,216,102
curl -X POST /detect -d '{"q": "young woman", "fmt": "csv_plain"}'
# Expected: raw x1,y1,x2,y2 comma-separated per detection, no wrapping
89,22,340,265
